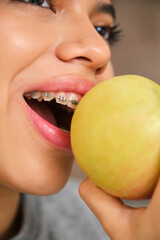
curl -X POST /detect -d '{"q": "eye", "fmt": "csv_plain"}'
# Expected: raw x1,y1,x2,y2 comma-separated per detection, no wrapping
23,0,49,8
95,25,122,45
11,0,56,12
95,26,110,41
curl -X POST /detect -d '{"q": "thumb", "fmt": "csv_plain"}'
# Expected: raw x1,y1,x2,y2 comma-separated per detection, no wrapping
79,178,134,239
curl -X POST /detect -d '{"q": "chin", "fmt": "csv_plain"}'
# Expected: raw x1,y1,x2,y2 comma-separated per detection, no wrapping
25,176,71,196
11,169,72,196
2,150,74,196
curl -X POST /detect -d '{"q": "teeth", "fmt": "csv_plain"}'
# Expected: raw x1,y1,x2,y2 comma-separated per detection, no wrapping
24,90,81,110
43,92,55,101
56,92,67,106
37,96,43,102
67,93,79,109
31,91,42,99
24,92,32,100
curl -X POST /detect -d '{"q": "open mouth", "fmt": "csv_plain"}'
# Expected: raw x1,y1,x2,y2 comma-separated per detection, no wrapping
21,76,94,150
24,91,82,133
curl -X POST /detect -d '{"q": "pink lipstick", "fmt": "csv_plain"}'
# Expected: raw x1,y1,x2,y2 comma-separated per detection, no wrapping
23,76,94,151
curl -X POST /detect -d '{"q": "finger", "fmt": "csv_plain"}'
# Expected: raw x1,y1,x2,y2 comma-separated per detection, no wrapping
79,178,134,239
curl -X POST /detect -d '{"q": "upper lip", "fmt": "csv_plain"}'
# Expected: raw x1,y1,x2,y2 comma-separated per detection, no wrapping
23,75,95,96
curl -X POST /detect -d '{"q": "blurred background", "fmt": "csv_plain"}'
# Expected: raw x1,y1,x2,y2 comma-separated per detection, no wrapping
71,0,160,180
112,0,160,84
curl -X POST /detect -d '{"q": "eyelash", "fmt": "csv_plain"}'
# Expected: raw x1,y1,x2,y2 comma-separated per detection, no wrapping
10,0,122,45
11,0,56,12
95,24,122,45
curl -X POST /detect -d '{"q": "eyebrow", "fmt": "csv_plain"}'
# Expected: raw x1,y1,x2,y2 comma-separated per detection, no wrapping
94,3,116,20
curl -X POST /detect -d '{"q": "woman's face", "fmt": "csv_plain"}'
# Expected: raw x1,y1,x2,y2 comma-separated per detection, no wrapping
0,0,115,195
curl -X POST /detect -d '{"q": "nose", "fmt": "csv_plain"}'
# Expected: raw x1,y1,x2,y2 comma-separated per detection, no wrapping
55,16,111,72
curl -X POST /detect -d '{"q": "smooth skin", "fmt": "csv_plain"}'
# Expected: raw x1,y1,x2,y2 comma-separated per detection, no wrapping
0,0,159,239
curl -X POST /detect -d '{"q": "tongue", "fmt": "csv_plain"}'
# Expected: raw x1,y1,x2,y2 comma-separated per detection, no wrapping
28,100,57,126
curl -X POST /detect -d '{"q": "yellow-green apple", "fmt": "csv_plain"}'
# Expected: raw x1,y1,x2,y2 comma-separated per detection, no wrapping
71,75,160,200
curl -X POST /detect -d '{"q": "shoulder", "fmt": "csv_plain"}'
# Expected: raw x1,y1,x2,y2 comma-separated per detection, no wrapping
41,178,109,240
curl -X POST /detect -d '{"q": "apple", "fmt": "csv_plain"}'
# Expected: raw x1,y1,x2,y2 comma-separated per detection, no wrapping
71,75,160,200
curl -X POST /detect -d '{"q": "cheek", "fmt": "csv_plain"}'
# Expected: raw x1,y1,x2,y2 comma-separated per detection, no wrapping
0,12,50,82
98,61,115,83
0,12,74,195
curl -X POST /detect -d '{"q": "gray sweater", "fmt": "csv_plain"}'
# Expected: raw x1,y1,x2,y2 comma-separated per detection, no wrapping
12,178,110,240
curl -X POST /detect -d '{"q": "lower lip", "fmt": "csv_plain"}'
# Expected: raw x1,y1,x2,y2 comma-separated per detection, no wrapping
24,100,72,151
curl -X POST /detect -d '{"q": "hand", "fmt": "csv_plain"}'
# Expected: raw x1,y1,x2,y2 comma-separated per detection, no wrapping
79,178,160,240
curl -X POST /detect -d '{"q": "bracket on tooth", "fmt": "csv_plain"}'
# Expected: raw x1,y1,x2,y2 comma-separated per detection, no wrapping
58,96,66,102
43,92,55,101
44,92,52,98
71,100,78,105
57,96,78,106
31,91,42,99
24,90,80,108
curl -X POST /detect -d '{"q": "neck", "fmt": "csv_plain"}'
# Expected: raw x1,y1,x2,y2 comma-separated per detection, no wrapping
0,186,21,240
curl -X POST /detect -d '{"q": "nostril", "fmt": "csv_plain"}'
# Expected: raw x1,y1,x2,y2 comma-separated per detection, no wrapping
96,64,107,75
76,56,91,61
96,67,102,74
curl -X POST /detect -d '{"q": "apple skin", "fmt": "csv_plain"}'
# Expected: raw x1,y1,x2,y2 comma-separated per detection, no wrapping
71,75,160,200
